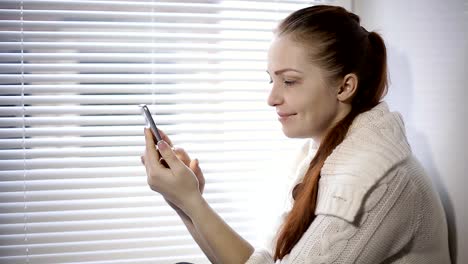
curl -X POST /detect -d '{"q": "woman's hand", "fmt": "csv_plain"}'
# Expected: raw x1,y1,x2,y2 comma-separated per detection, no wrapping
141,128,205,194
141,128,204,214
164,147,204,215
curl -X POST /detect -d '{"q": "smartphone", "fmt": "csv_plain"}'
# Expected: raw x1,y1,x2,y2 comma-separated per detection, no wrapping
139,104,169,167
139,104,163,143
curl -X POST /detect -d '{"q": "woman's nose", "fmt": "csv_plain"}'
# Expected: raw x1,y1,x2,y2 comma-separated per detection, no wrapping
267,84,283,107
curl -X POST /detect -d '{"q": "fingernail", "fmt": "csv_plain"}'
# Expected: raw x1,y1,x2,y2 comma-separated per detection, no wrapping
157,140,168,151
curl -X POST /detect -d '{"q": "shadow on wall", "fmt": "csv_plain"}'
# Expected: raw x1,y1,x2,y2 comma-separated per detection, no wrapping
386,45,457,263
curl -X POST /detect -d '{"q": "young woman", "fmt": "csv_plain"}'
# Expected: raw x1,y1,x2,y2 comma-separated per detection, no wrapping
141,5,451,264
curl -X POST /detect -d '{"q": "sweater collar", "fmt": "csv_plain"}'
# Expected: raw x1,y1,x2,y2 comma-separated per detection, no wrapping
321,101,411,179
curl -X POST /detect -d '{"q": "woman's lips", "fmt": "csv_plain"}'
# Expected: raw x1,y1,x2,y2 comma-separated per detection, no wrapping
277,112,297,122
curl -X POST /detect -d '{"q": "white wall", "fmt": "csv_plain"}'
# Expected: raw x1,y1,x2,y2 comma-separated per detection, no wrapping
353,0,467,263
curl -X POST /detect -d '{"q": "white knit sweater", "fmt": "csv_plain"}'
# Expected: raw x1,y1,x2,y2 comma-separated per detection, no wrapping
245,102,451,264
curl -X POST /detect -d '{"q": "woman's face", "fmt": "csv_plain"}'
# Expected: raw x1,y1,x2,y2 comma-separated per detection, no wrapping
267,35,345,142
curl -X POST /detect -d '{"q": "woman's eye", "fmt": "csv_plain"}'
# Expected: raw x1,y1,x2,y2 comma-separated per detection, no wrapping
269,78,273,84
283,80,296,86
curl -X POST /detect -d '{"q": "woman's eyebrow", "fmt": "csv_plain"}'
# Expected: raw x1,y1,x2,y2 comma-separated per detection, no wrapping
266,68,303,75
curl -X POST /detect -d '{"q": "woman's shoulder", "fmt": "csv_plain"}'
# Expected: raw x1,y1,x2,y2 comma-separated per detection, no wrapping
316,154,443,223
315,103,415,222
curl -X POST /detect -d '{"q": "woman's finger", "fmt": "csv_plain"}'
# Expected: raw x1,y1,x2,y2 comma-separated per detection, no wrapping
157,129,173,146
144,128,160,164
190,158,204,193
174,147,191,166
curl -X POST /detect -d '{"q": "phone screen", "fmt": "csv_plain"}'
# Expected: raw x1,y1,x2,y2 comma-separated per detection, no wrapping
139,104,163,142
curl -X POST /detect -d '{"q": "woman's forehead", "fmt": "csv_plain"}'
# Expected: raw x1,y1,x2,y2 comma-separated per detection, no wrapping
267,36,319,75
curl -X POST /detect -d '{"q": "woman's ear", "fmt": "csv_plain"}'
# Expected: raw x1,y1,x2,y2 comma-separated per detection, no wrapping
337,73,358,102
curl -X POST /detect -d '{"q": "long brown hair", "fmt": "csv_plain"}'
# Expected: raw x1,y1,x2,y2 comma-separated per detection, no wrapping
273,5,388,260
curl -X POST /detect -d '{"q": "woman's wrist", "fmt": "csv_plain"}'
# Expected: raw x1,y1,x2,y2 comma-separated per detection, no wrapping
182,192,207,220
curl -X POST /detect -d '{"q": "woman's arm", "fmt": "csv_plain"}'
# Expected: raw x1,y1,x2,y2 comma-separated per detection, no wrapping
142,129,254,264
185,194,255,264
173,207,219,264
165,153,219,263
142,130,219,263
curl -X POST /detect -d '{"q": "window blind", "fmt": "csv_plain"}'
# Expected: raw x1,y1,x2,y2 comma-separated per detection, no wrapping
0,1,331,263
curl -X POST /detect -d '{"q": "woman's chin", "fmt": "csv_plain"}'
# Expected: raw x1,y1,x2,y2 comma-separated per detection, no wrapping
281,127,301,138
281,126,313,139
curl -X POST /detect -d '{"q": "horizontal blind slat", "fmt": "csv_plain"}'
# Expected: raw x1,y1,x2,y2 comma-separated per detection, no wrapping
0,123,281,138
0,167,286,181
0,31,272,42
0,104,269,116
0,20,273,31
0,134,284,148
0,73,266,83
0,197,258,216
0,146,281,159
0,236,201,259
0,184,263,202
0,0,303,12
0,52,266,63
0,156,265,170
0,84,269,95
0,62,266,73
0,177,270,194
0,255,207,264
0,93,268,104
0,113,274,127
0,156,264,170
0,9,284,21
0,41,268,51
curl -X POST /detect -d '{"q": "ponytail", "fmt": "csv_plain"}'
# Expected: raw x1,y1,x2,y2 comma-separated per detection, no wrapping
348,32,388,112
366,32,388,105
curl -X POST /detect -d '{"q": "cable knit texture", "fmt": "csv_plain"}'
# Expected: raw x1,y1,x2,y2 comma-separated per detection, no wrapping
245,102,451,264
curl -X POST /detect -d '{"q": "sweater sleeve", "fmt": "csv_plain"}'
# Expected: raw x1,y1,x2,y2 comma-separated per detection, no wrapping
245,167,420,264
